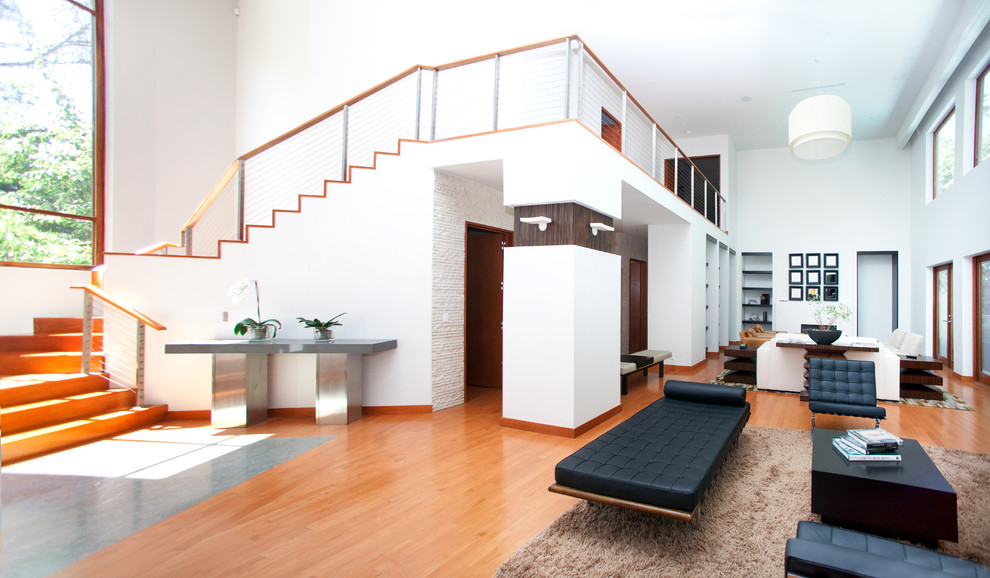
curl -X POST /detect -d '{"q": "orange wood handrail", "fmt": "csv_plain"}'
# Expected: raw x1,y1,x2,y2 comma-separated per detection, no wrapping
70,284,167,331
134,241,181,255
182,160,240,231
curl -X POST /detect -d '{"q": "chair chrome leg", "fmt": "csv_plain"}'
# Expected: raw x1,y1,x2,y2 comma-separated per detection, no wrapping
811,412,815,430
876,418,881,428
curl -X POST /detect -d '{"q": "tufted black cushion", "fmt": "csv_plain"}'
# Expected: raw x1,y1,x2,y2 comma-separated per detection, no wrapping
785,521,990,578
808,358,886,420
554,380,749,512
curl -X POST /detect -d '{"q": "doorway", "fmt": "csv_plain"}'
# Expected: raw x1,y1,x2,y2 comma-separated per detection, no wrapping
856,252,898,340
465,224,512,389
629,259,647,352
934,262,953,367
975,252,990,386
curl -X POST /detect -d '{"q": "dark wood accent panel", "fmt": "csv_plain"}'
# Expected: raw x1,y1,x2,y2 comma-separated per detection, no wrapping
514,203,614,253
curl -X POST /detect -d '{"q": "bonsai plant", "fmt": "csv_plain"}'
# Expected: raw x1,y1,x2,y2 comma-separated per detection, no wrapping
808,296,851,344
228,279,281,340
297,312,346,341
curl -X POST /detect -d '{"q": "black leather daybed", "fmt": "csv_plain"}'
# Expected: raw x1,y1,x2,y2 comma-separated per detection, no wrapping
549,380,750,522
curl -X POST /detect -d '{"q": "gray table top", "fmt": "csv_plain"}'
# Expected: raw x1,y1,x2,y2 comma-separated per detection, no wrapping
165,338,397,355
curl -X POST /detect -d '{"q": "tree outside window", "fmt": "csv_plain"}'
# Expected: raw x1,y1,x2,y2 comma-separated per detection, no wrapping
0,0,100,266
933,108,955,199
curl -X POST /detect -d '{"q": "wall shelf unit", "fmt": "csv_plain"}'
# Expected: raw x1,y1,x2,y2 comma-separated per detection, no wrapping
741,252,773,329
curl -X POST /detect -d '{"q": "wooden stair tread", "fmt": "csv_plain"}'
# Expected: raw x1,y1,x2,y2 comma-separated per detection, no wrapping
0,316,168,465
1,404,169,464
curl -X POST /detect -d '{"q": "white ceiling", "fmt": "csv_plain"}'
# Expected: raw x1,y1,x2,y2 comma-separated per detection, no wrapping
573,0,988,151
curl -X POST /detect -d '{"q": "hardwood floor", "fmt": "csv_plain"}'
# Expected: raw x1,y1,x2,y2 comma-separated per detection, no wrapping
53,355,990,577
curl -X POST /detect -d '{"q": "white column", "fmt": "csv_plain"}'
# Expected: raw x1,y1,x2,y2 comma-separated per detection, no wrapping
502,245,620,430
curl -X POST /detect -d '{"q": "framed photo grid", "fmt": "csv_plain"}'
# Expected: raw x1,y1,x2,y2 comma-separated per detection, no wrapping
788,251,838,301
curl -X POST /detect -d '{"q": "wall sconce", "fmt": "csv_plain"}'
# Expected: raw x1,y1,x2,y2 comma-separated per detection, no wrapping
590,222,614,236
520,216,552,231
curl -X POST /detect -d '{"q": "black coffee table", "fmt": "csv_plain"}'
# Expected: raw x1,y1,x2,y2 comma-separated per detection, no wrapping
811,429,957,547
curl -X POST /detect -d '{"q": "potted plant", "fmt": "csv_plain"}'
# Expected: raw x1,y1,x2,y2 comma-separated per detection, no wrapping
228,279,281,340
808,296,851,345
297,312,346,341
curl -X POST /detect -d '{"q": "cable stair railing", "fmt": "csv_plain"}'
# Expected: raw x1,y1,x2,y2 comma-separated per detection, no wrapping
138,35,727,259
71,270,167,407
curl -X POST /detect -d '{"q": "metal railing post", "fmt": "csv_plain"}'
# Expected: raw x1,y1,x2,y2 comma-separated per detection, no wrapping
182,227,193,256
564,38,571,119
621,91,628,153
81,292,93,374
341,104,349,181
704,180,709,221
690,165,696,209
236,159,245,241
414,67,422,140
135,321,146,406
430,69,439,141
576,41,584,124
651,124,657,179
492,54,500,131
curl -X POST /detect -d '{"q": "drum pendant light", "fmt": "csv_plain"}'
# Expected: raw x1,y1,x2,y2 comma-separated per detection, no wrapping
788,94,852,160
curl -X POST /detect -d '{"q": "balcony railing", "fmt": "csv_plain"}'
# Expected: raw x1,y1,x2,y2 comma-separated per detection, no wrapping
154,35,726,258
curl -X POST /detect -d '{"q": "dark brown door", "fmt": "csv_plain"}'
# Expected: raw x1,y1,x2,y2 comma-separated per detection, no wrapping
629,259,647,352
601,108,622,152
934,263,953,367
466,225,511,389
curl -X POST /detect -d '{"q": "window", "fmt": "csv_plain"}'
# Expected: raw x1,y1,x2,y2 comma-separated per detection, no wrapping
601,108,622,152
977,63,990,166
0,0,103,267
933,108,955,198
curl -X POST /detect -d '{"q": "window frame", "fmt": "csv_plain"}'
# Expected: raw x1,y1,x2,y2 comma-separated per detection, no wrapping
932,107,956,199
0,0,105,270
976,61,990,168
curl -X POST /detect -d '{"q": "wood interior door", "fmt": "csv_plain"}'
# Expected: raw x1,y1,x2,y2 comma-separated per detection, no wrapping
466,226,510,389
976,252,990,386
934,263,953,367
629,259,647,352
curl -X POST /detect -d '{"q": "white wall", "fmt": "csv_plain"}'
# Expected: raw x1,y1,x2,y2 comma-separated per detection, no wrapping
648,223,706,367
735,138,912,335
105,0,238,252
0,268,92,335
907,24,990,374
104,144,435,411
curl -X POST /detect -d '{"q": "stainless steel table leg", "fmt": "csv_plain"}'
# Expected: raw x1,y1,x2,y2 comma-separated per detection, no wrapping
316,353,363,425
212,353,269,428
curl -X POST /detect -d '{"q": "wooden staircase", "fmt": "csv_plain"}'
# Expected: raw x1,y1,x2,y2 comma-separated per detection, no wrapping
0,317,168,465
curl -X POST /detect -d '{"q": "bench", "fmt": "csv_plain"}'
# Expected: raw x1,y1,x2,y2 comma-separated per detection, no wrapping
785,521,990,578
620,349,672,394
549,380,750,522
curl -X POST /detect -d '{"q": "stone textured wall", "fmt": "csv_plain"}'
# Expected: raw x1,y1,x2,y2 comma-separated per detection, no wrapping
616,232,648,354
432,170,514,410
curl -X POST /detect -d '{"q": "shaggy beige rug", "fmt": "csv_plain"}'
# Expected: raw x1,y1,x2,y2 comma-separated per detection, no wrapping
496,427,990,577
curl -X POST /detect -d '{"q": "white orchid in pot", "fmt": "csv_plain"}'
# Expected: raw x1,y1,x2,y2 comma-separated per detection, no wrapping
228,279,281,340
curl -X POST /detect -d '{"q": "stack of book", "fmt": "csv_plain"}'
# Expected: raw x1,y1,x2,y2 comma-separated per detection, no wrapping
832,428,904,462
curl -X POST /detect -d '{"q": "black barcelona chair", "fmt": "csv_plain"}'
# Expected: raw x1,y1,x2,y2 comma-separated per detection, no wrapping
807,358,886,429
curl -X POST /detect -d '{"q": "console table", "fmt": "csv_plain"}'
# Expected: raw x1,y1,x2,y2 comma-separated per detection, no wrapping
756,334,900,401
165,339,397,428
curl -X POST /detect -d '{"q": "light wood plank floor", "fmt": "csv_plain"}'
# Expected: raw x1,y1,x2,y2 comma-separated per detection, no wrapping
55,356,989,577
